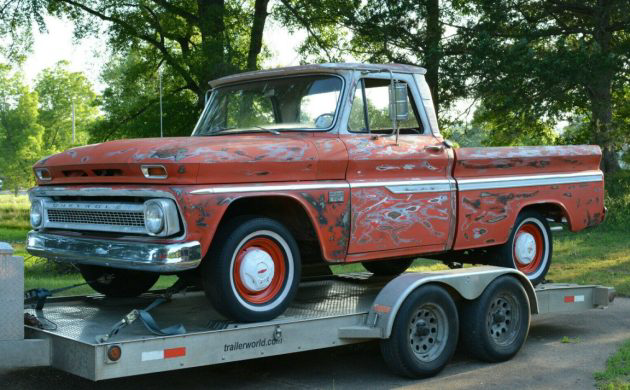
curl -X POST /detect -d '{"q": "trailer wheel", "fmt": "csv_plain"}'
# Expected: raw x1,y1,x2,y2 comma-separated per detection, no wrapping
203,217,301,322
362,258,413,276
495,210,552,285
460,275,530,362
380,284,459,378
78,265,159,298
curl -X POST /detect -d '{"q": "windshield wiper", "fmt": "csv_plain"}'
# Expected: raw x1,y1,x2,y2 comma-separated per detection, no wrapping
252,126,280,135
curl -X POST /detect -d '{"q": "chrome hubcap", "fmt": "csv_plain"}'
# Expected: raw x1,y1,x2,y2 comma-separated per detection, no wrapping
239,248,275,291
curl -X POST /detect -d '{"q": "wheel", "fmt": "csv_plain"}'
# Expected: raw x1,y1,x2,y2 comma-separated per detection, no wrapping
380,284,459,378
362,258,413,276
202,217,301,322
459,275,530,362
78,264,159,298
494,210,552,285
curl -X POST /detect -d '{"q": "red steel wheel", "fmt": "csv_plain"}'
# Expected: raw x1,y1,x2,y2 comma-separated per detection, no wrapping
202,217,301,322
494,210,552,286
512,223,544,275
232,237,287,304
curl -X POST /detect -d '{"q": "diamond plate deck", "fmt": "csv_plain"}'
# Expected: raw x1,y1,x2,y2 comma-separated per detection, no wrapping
25,273,388,345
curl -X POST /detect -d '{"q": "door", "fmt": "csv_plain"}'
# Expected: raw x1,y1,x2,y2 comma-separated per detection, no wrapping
341,73,454,255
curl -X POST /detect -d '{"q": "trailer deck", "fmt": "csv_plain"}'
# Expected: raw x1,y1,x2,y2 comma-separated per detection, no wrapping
24,274,385,380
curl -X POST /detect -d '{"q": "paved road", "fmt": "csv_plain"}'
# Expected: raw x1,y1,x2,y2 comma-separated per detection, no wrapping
1,298,628,389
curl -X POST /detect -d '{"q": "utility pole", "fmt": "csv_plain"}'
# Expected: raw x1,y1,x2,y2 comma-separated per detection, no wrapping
72,97,75,143
159,67,163,138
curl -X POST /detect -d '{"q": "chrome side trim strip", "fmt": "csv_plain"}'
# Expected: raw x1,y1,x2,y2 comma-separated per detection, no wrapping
191,180,453,195
190,182,350,195
190,171,601,196
350,179,450,189
457,171,603,191
384,182,451,194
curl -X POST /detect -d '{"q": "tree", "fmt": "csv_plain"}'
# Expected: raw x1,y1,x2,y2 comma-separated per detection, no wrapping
0,65,44,192
35,61,101,153
275,0,469,118
454,0,630,173
1,0,273,139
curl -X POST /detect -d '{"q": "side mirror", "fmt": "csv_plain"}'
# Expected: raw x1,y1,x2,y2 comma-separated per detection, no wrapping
389,81,409,122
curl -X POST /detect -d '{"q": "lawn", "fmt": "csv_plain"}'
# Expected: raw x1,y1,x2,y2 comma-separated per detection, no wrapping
594,340,630,390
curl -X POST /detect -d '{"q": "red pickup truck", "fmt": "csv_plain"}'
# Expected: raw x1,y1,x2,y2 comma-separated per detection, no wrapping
26,63,605,322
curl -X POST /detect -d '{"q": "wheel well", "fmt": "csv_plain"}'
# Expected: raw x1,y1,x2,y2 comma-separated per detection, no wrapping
214,196,324,265
519,202,570,228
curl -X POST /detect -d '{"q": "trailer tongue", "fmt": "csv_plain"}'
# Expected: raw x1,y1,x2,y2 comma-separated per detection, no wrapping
1,245,615,380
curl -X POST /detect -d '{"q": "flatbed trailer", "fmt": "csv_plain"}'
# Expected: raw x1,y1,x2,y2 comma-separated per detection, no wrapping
0,244,615,381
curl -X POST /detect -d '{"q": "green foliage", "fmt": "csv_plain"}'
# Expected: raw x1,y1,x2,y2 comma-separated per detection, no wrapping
275,0,470,116
0,0,273,140
601,170,630,231
453,0,629,172
35,61,101,153
0,65,44,192
471,103,558,146
89,52,199,140
594,339,630,390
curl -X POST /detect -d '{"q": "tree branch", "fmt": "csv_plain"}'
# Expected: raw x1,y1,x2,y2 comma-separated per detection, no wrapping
59,0,200,93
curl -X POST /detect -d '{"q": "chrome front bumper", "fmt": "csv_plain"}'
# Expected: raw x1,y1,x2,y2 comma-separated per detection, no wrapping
26,231,202,272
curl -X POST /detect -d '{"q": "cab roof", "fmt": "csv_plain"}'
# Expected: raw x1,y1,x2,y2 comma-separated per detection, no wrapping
209,63,426,88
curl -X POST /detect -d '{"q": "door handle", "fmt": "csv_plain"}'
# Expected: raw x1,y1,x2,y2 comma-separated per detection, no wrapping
424,145,445,152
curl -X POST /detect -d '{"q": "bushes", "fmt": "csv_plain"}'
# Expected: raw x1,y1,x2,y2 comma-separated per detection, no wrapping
602,170,630,231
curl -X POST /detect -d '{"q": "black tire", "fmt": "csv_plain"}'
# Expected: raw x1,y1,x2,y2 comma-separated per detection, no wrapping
494,210,552,285
78,264,159,298
362,258,414,276
380,284,459,378
459,275,530,362
202,217,301,322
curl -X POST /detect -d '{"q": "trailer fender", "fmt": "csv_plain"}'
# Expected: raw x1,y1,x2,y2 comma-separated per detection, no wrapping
339,266,537,339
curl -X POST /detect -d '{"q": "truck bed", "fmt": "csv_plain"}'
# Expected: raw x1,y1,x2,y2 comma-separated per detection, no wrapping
452,145,605,249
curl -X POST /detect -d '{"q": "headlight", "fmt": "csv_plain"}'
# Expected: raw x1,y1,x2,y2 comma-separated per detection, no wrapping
30,200,43,228
144,202,165,235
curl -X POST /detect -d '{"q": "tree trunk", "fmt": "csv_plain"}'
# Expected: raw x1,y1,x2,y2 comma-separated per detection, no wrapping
588,0,620,174
424,0,442,116
197,0,226,110
247,0,270,71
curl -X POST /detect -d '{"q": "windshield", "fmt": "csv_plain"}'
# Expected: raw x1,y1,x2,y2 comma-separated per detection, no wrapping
193,75,343,135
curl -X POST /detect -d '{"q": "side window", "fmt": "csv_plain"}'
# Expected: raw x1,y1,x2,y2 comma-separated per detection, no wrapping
348,78,423,134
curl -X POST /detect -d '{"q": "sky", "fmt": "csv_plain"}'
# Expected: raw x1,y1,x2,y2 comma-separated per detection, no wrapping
22,15,308,94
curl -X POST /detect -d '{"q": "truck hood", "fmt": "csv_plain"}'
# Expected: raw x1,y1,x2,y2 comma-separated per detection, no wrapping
34,134,319,185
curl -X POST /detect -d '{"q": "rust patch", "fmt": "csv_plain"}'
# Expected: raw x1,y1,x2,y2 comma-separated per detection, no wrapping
300,192,328,225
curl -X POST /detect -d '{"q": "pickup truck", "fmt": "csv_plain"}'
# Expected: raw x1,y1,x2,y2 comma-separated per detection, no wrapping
26,63,605,322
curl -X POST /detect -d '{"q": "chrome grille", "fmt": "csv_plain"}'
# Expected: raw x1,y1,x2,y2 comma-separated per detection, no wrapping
42,200,148,234
47,209,145,227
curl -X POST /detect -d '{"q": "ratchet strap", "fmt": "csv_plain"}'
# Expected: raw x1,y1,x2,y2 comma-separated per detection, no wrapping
96,279,188,343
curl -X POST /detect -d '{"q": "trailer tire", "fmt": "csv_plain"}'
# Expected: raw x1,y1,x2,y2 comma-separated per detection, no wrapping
362,258,414,276
460,275,530,362
78,265,159,298
380,284,459,378
203,217,301,322
494,210,552,285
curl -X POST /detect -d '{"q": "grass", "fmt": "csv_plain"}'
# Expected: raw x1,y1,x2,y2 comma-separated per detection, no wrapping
594,340,630,390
